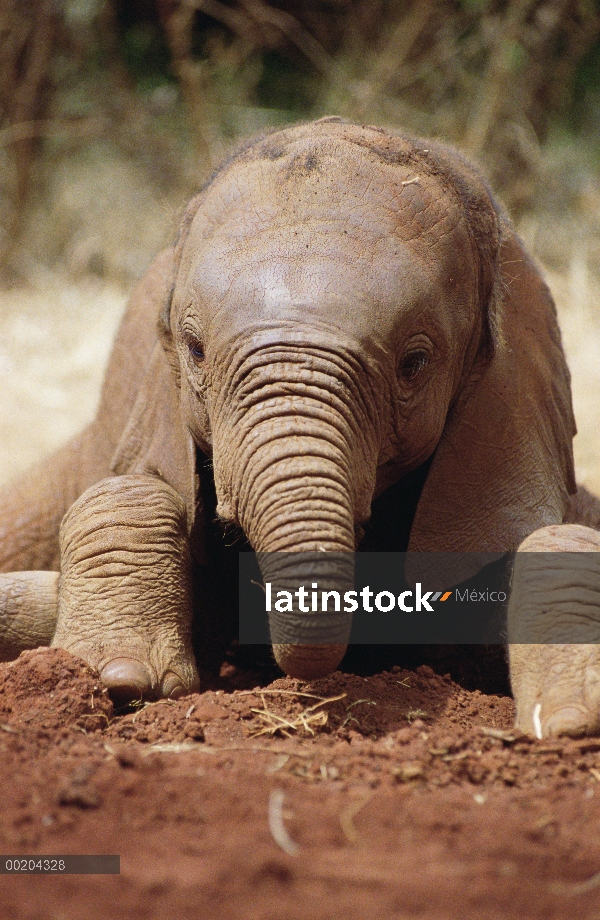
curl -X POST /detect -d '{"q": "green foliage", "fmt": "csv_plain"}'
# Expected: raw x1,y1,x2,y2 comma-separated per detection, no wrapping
458,0,492,10
572,39,600,137
254,50,317,114
118,20,174,93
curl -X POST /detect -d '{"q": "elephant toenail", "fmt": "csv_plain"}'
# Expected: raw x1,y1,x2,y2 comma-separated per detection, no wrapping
100,659,153,704
162,673,187,699
542,707,589,738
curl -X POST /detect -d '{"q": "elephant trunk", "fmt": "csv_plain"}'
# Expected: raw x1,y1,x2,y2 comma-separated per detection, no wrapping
211,346,379,678
243,440,357,679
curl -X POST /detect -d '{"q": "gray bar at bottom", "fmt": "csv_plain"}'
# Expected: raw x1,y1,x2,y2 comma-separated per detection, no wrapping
0,856,120,874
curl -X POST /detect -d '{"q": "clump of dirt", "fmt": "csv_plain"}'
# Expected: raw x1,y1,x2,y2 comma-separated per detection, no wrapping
0,648,113,743
2,649,600,920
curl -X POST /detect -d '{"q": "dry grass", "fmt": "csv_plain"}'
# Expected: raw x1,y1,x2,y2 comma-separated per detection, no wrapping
546,261,600,496
0,274,126,484
519,204,600,496
0,144,181,485
248,692,347,739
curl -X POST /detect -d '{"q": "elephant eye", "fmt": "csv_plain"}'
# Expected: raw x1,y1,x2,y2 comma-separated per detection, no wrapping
187,337,205,363
400,349,429,381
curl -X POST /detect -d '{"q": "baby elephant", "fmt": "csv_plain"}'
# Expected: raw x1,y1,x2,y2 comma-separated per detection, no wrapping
1,118,599,736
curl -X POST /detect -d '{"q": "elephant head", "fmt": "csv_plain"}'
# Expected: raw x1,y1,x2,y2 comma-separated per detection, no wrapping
111,118,575,681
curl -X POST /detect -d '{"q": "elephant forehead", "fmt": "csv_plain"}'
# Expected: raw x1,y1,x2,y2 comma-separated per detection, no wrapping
189,221,430,308
178,145,477,330
189,137,465,252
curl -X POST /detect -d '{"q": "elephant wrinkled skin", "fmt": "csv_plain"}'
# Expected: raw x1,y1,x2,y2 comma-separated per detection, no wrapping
1,118,599,735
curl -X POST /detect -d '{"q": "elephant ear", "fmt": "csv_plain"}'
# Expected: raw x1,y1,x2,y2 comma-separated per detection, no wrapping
110,254,198,533
408,230,576,560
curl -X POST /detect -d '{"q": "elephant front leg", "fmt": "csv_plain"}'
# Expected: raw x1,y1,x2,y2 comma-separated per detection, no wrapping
0,571,58,661
509,524,600,737
51,474,200,703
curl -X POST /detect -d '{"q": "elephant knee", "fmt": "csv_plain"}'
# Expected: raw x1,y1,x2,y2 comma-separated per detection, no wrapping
0,571,59,661
517,524,600,553
509,523,600,646
55,473,193,646
59,474,189,570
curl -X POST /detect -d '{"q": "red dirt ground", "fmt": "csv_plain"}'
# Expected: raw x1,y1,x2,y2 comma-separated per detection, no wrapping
1,648,600,919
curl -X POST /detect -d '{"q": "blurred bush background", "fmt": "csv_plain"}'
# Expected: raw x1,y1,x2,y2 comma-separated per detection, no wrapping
0,0,599,490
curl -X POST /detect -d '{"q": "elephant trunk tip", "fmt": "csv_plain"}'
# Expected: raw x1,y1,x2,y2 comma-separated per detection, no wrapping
273,643,347,680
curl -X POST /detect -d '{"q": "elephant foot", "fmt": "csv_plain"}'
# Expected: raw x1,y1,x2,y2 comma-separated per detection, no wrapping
51,475,200,704
509,524,600,738
510,643,600,738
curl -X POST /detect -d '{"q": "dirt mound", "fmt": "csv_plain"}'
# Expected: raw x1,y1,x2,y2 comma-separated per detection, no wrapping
0,648,113,741
1,650,600,919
